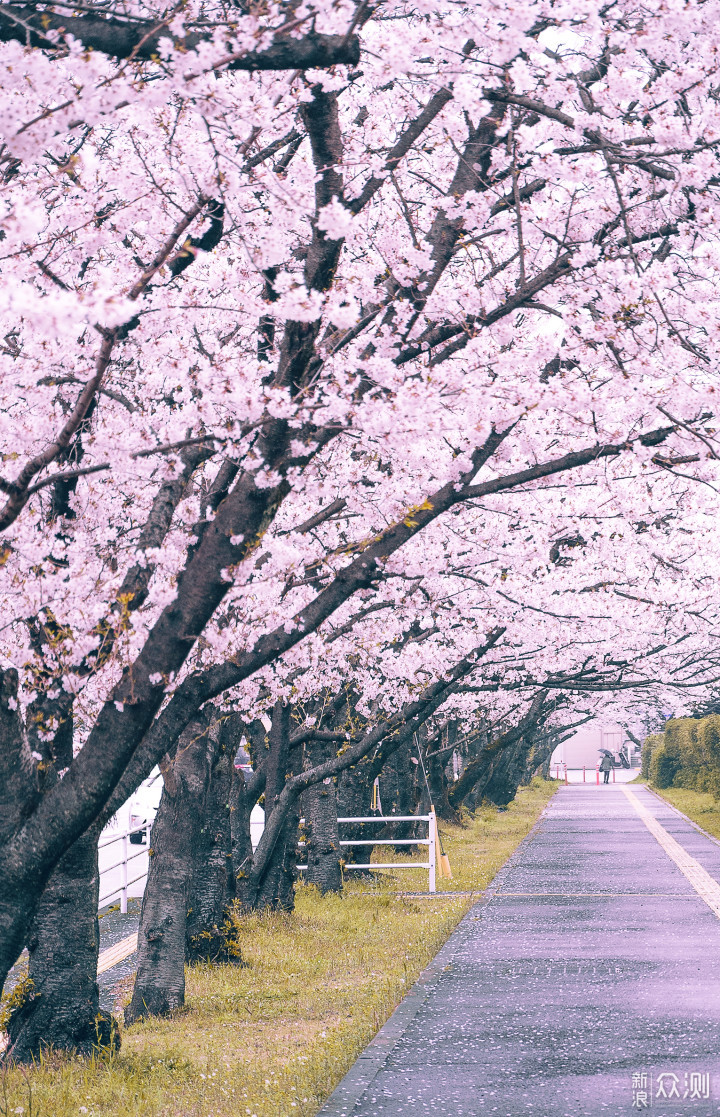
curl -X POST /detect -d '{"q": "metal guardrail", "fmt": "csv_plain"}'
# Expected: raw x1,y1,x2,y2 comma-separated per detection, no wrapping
554,763,610,784
98,825,151,912
554,764,630,784
298,814,437,893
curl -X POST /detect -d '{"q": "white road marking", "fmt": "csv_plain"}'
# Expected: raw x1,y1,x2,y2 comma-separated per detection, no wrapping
622,787,720,919
97,932,138,975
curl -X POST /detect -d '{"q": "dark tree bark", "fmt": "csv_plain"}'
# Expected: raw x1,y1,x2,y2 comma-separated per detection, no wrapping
447,692,548,810
5,823,117,1062
303,736,342,894
186,714,246,964
521,733,556,784
0,670,42,1019
539,751,554,779
426,723,457,821
0,9,361,71
5,671,115,1063
230,764,256,885
251,804,300,913
239,702,300,912
336,761,375,870
380,737,418,850
125,712,214,1024
223,715,263,902
481,739,531,807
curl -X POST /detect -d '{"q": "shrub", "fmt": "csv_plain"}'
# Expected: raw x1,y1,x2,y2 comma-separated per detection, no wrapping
699,715,720,766
641,734,663,779
649,742,681,788
648,716,720,796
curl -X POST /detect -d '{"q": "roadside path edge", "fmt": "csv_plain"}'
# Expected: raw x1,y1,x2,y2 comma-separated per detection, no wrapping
316,800,551,1116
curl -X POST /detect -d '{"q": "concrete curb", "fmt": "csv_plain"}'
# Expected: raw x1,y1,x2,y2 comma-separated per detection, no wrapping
316,795,552,1116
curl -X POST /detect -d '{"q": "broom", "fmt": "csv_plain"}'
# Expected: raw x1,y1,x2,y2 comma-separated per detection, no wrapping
416,734,452,879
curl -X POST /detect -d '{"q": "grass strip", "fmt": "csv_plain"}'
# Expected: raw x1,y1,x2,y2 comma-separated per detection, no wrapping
647,783,720,842
1,777,556,1117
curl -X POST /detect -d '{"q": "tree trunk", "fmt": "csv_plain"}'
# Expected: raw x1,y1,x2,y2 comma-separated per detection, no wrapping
186,716,245,964
303,737,342,894
250,805,300,911
4,676,117,1062
427,724,456,820
0,671,40,998
336,761,375,871
482,739,532,807
230,765,255,885
519,734,550,784
1,674,117,1058
125,712,213,1024
448,695,547,811
185,720,232,960
5,824,117,1061
239,702,299,912
463,752,496,812
380,738,417,851
229,717,263,903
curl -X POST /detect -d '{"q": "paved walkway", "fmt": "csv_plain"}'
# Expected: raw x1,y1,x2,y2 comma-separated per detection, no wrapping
3,898,140,1011
320,785,720,1116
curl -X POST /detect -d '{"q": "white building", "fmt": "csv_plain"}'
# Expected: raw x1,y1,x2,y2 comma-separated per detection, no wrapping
551,722,631,771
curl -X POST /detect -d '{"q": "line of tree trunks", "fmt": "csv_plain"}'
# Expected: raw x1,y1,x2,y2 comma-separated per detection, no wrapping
2,669,559,1047
125,711,215,1024
185,714,246,964
241,702,302,912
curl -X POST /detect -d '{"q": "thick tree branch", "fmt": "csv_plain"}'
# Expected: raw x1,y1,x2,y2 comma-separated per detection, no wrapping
0,7,360,70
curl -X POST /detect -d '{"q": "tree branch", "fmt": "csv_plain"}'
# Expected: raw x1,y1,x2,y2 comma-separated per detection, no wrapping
0,7,360,71
246,627,506,890
0,198,213,532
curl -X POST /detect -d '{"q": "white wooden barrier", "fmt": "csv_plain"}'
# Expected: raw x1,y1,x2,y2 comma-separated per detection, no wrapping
99,811,438,913
298,813,436,893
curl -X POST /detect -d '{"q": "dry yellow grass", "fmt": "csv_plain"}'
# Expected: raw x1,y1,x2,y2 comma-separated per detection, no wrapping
1,778,556,1117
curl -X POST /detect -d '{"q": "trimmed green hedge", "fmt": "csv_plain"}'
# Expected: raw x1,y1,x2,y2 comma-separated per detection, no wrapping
644,715,720,796
641,733,663,779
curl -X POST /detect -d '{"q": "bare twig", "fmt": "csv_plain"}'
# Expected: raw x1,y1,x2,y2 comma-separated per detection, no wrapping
657,405,718,458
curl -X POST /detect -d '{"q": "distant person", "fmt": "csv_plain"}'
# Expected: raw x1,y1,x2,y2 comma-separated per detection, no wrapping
600,754,614,784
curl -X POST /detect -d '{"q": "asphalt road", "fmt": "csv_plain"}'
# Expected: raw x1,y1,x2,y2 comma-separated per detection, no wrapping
319,784,720,1117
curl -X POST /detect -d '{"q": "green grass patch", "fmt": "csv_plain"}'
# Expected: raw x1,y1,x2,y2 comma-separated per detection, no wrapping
1,778,556,1117
649,784,720,840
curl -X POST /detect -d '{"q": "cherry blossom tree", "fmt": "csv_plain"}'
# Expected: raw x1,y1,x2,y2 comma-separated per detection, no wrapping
3,0,720,1053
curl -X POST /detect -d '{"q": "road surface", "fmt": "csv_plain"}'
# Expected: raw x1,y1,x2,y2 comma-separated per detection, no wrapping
320,784,720,1116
